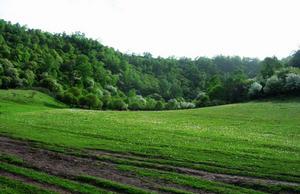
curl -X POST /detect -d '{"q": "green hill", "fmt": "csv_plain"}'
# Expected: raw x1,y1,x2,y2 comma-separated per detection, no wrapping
1,19,300,111
0,89,299,193
0,89,65,113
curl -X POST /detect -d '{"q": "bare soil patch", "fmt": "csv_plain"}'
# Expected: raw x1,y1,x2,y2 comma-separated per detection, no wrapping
0,136,209,193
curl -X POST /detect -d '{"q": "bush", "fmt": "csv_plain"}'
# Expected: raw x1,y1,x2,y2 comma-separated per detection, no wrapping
128,95,147,110
68,87,81,97
109,98,128,110
154,101,164,110
195,92,210,107
0,64,3,75
166,99,180,110
40,77,62,93
284,73,300,93
179,101,195,109
62,92,78,105
1,76,11,89
105,85,118,95
145,98,157,110
79,94,102,109
248,82,262,98
208,84,224,100
147,93,163,101
83,77,95,88
23,70,35,87
263,76,283,95
101,94,111,110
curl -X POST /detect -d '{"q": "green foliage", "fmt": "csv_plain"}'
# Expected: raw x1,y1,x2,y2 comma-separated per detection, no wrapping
39,77,62,93
290,50,300,68
0,19,299,110
79,93,102,109
284,73,300,93
248,82,262,98
195,91,210,107
61,91,78,105
154,100,164,110
128,95,147,110
165,99,180,110
260,57,282,79
263,75,284,95
109,98,128,110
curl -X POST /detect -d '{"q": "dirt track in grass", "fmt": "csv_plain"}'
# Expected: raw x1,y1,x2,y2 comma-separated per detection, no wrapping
0,170,70,194
0,136,209,194
88,148,300,187
0,135,299,194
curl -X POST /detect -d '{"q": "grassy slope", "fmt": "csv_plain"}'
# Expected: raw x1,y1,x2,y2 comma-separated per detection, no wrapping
0,89,299,192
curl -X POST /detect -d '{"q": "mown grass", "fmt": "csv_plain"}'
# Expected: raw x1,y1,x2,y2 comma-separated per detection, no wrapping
0,89,300,193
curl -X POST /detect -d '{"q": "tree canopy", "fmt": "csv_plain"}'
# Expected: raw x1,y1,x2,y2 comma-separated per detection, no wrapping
0,19,299,110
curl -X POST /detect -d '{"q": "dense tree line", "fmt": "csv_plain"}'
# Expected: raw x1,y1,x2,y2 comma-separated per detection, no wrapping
0,19,299,110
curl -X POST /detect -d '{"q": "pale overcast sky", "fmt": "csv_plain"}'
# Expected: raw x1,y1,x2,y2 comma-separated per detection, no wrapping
0,0,299,59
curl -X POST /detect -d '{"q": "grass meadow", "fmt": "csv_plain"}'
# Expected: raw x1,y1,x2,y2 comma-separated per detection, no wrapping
0,89,299,193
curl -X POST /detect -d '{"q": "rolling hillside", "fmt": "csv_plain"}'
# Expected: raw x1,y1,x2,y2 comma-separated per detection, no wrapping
0,89,300,193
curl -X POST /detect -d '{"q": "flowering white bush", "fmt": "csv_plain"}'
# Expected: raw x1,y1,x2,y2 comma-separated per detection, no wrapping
284,73,300,92
179,101,196,109
248,82,262,97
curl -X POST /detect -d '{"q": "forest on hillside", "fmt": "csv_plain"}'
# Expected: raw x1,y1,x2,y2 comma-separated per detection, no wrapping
0,19,300,110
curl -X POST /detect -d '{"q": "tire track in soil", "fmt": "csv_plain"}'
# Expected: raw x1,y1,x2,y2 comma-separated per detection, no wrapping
0,170,71,194
0,136,209,194
87,149,300,187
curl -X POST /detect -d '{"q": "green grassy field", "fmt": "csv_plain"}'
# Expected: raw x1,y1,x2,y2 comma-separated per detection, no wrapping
0,89,299,193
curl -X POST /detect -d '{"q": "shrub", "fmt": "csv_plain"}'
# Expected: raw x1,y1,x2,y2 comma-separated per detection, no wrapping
145,98,157,110
68,87,81,97
128,95,147,110
40,77,62,93
79,94,102,109
94,88,104,98
109,98,128,110
105,85,118,95
1,76,12,89
195,92,210,107
101,94,111,110
0,64,3,75
154,101,164,110
11,77,23,88
83,77,95,88
166,99,180,110
263,76,283,95
147,93,163,101
248,82,262,98
208,84,224,100
179,101,195,109
290,50,300,68
23,70,35,87
62,92,78,105
284,73,300,93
